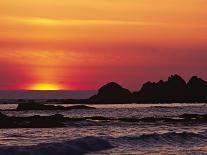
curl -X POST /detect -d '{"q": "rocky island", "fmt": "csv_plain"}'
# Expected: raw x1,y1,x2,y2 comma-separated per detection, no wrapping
62,75,207,104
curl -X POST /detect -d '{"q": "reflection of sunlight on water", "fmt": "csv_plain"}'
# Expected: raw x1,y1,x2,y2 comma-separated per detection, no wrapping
0,104,207,154
0,103,206,111
0,104,17,110
0,125,206,155
90,103,207,109
1,103,207,118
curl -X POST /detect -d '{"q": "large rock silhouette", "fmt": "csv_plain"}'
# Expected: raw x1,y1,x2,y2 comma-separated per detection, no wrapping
81,75,207,104
90,82,132,103
133,74,207,103
133,75,187,103
187,76,207,102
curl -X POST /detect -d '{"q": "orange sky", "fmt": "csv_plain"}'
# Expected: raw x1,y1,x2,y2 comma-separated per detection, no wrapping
0,0,207,90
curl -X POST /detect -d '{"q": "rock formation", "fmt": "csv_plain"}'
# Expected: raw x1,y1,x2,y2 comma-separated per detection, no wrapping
88,75,207,103
89,82,132,103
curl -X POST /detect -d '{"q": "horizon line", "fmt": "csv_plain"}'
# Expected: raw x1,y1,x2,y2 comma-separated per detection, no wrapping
0,89,97,91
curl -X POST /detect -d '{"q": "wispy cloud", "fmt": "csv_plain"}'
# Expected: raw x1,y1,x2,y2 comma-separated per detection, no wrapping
0,15,164,27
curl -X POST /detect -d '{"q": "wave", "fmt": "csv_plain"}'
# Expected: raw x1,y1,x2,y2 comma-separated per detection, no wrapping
120,131,207,146
0,136,113,155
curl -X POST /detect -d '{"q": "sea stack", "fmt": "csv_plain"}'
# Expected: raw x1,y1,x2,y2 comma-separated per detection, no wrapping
90,82,132,104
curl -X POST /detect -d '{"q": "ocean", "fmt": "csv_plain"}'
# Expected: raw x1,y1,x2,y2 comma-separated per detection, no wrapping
0,103,207,154
0,90,97,99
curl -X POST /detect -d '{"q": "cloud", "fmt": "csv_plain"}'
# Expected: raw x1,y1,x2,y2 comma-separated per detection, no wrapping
0,15,164,27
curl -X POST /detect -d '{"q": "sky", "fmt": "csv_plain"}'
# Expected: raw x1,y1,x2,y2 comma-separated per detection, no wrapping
0,0,207,90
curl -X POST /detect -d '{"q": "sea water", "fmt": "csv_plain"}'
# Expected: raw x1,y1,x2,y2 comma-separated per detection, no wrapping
0,103,207,155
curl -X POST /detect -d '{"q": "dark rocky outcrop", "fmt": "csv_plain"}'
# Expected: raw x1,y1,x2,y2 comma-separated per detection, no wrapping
61,75,205,104
133,75,188,103
0,112,207,128
46,99,91,104
89,82,132,104
187,76,207,102
0,112,65,128
16,102,95,111
132,74,207,103
86,75,207,103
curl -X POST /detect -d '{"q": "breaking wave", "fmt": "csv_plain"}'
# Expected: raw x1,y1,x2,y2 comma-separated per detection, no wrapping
0,136,113,155
120,131,207,146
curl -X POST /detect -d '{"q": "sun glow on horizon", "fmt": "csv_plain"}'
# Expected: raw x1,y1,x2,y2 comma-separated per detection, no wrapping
27,83,63,90
0,0,207,90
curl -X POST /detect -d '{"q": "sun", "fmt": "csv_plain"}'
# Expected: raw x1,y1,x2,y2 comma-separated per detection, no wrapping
28,83,62,90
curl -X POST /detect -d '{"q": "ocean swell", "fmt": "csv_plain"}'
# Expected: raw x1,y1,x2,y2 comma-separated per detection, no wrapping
0,136,113,155
120,131,207,146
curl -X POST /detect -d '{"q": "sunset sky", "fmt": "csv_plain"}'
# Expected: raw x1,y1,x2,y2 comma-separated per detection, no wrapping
0,0,207,90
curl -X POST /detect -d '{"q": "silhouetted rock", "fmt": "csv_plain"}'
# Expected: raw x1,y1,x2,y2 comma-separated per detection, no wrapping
16,103,95,111
0,112,9,119
133,74,188,103
0,111,207,128
89,82,132,103
53,74,207,104
0,112,65,128
187,76,207,102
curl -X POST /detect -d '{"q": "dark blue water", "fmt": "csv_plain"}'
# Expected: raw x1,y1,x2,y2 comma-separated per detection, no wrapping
0,90,96,99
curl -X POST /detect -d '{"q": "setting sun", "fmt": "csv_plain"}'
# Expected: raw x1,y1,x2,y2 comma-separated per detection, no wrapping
0,0,207,91
28,83,61,90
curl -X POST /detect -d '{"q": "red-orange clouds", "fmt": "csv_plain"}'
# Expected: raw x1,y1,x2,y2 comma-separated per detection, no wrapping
0,0,207,90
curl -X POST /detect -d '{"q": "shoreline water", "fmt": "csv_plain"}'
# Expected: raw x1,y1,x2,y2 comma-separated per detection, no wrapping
0,103,206,154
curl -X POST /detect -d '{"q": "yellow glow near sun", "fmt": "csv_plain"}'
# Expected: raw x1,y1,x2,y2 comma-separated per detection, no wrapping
28,83,61,90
